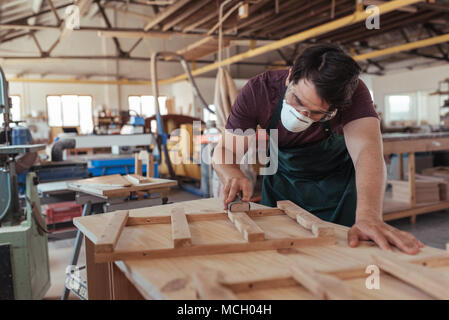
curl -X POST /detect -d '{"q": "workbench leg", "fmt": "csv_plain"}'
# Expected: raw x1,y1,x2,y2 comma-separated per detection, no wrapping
398,153,404,180
111,264,145,300
162,189,169,204
85,238,113,300
408,153,416,224
61,201,92,300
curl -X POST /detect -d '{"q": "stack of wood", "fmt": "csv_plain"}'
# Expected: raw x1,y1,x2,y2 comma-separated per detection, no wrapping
389,178,440,204
422,166,449,179
420,166,449,200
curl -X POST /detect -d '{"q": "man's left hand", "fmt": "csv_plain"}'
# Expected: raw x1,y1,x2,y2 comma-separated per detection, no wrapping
347,217,424,254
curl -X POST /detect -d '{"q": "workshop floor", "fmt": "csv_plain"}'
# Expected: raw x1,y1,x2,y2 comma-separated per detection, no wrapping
44,189,449,299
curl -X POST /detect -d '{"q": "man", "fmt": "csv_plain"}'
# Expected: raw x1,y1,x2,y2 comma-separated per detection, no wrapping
212,44,423,255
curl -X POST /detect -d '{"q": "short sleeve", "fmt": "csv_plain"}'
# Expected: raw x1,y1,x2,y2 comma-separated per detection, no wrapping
225,78,259,131
340,79,379,127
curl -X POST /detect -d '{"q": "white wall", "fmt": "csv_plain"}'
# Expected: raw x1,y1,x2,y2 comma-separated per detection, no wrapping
8,75,250,120
371,64,449,114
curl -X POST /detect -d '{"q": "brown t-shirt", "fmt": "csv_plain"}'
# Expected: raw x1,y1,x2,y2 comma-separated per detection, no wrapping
225,69,378,148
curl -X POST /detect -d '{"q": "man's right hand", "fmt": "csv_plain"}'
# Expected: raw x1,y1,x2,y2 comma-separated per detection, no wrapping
222,175,253,210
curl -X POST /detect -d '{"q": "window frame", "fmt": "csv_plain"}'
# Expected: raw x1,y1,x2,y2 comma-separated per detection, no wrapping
45,94,94,133
384,92,417,125
127,95,168,118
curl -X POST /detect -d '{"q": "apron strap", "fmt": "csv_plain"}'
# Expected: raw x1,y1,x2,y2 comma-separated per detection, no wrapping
320,121,332,137
267,87,287,131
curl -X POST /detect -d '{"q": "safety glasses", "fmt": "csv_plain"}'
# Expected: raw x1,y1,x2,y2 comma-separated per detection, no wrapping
285,82,338,122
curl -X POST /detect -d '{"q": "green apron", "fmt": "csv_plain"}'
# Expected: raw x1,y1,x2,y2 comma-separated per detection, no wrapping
261,90,357,227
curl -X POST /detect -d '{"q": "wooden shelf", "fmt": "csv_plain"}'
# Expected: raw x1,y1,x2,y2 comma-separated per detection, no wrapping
383,198,449,221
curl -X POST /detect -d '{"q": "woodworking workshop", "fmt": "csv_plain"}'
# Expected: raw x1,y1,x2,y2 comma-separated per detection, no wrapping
1,0,449,305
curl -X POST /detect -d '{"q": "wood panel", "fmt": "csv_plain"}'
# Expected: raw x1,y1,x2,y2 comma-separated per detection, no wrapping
76,199,449,300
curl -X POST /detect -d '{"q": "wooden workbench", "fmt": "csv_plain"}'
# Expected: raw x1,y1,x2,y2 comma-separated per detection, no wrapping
74,198,449,300
383,132,449,223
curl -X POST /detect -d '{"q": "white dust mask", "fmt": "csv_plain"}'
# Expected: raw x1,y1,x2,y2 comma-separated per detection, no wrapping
280,100,314,133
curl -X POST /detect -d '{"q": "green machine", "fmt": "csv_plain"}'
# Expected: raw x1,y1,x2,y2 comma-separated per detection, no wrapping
0,66,50,300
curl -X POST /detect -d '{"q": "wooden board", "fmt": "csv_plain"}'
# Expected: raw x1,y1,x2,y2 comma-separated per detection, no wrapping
126,174,153,185
95,210,129,254
389,180,440,204
227,211,265,242
68,176,177,198
70,174,132,187
277,200,334,237
372,252,449,300
171,208,192,248
75,198,449,300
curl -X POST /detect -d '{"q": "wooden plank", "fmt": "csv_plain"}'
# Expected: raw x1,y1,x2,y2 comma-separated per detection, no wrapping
68,178,177,198
290,264,352,300
135,153,143,176
192,269,237,300
277,200,334,237
95,211,129,253
227,211,265,242
126,174,153,185
95,236,336,263
146,154,155,178
171,208,192,248
71,174,132,187
408,153,416,211
126,208,284,226
389,179,440,204
85,238,113,300
111,263,145,300
372,253,449,300
223,254,449,294
383,200,449,221
382,136,449,154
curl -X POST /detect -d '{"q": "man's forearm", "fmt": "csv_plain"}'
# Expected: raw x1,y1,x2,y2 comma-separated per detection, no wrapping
354,149,387,221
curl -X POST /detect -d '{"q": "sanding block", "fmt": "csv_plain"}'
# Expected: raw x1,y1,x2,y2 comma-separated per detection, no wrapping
227,194,250,212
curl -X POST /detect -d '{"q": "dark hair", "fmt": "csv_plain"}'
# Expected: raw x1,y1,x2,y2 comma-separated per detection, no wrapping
290,44,361,109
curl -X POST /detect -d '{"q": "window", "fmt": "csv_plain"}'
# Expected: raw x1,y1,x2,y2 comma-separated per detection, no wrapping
203,104,217,122
128,95,167,118
385,94,416,124
47,95,93,134
0,95,21,126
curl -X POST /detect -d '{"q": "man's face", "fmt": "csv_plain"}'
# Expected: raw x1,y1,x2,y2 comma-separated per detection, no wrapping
285,79,332,122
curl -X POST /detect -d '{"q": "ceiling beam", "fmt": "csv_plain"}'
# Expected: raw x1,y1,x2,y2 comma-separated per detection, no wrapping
162,0,212,31
353,32,449,61
143,0,192,31
96,1,126,56
45,0,62,25
160,0,425,85
4,2,73,24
